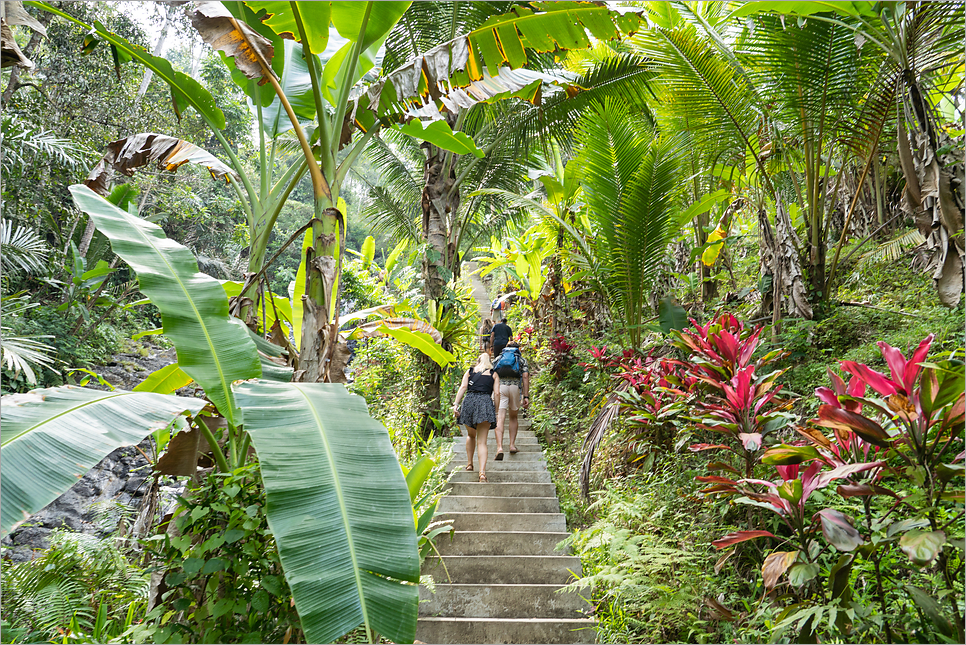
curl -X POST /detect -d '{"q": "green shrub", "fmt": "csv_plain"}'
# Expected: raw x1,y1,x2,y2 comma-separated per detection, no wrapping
1,530,148,644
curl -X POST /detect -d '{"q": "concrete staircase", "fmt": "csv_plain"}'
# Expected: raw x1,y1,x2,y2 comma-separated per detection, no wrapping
416,417,595,644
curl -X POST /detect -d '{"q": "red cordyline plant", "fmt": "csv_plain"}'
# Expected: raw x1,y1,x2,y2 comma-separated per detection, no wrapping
670,313,793,477
706,334,965,642
579,351,693,495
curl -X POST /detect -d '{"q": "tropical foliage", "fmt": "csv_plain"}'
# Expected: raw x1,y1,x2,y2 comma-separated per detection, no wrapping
1,1,962,643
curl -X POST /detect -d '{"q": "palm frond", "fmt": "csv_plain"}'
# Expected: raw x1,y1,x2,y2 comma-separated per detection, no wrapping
856,228,927,269
357,131,423,242
633,23,760,163
1,114,93,177
1,218,50,275
577,98,683,345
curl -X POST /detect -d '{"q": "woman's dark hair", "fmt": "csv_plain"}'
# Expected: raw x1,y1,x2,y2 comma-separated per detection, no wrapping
507,341,520,348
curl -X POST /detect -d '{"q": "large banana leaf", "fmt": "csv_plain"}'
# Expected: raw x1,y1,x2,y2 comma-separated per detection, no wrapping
261,40,317,137
70,185,261,426
353,2,646,124
235,381,420,644
1,386,205,536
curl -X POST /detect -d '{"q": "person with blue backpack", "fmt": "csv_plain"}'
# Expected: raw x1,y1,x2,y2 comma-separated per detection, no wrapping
492,341,530,460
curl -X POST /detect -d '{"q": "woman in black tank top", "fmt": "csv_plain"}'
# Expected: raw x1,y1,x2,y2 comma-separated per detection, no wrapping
451,353,501,482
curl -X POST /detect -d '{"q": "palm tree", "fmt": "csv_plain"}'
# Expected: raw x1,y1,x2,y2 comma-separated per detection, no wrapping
571,97,685,348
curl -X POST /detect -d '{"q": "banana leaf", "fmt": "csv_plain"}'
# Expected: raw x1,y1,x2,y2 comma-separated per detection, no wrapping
133,363,194,394
235,381,420,644
70,185,261,426
1,386,205,536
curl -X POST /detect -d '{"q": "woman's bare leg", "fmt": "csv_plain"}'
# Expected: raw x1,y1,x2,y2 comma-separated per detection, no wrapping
465,425,476,470
475,422,489,476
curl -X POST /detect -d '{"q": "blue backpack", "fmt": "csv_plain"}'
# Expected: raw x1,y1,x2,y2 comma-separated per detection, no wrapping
494,347,522,378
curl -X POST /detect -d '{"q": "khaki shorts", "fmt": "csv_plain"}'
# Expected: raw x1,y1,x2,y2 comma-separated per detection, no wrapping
499,383,521,411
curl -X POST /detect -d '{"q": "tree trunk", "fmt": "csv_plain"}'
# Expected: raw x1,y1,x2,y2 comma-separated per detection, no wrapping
299,207,343,383
136,4,172,99
418,119,460,440
550,226,565,335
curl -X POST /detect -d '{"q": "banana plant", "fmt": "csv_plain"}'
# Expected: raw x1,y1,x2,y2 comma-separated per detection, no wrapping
50,186,420,644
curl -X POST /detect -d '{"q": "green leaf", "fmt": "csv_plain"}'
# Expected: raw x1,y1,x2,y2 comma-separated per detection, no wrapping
360,236,376,269
788,562,820,586
259,40,318,137
899,529,946,566
384,239,407,275
1,386,204,536
778,478,803,504
132,327,164,341
728,1,879,20
762,444,821,465
251,589,270,613
244,328,294,383
904,585,955,638
377,325,456,367
657,297,688,334
394,120,485,158
134,364,194,394
818,508,863,552
235,381,420,644
244,1,332,54
27,4,227,129
404,455,434,504
331,2,411,52
70,185,261,425
182,557,204,574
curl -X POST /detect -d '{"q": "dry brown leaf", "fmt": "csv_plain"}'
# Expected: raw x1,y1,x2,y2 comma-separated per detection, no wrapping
762,550,799,592
1,21,30,69
154,427,201,477
4,1,46,37
714,548,735,575
191,2,274,84
85,133,238,195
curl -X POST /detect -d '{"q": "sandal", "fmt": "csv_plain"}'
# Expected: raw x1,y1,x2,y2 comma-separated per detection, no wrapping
509,447,519,454
478,472,488,483
465,464,474,471
495,451,504,461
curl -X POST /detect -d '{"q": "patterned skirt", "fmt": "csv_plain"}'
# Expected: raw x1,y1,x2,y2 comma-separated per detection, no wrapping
458,391,496,426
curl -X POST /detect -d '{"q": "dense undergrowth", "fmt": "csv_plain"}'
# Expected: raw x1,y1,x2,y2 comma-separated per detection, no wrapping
526,257,965,643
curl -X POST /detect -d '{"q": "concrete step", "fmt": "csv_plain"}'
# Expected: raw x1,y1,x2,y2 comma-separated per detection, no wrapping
450,441,542,451
419,583,591,619
437,495,560,514
452,449,545,461
423,555,582,584
446,460,547,473
445,482,556,497
415,616,596,644
432,531,571,556
448,470,551,483
436,511,567,532
454,430,537,439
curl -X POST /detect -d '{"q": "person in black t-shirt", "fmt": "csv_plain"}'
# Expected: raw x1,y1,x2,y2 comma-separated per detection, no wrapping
490,320,512,357
451,353,501,482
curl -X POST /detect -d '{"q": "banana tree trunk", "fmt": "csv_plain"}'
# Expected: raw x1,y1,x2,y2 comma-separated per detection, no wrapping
418,128,461,439
299,205,343,383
